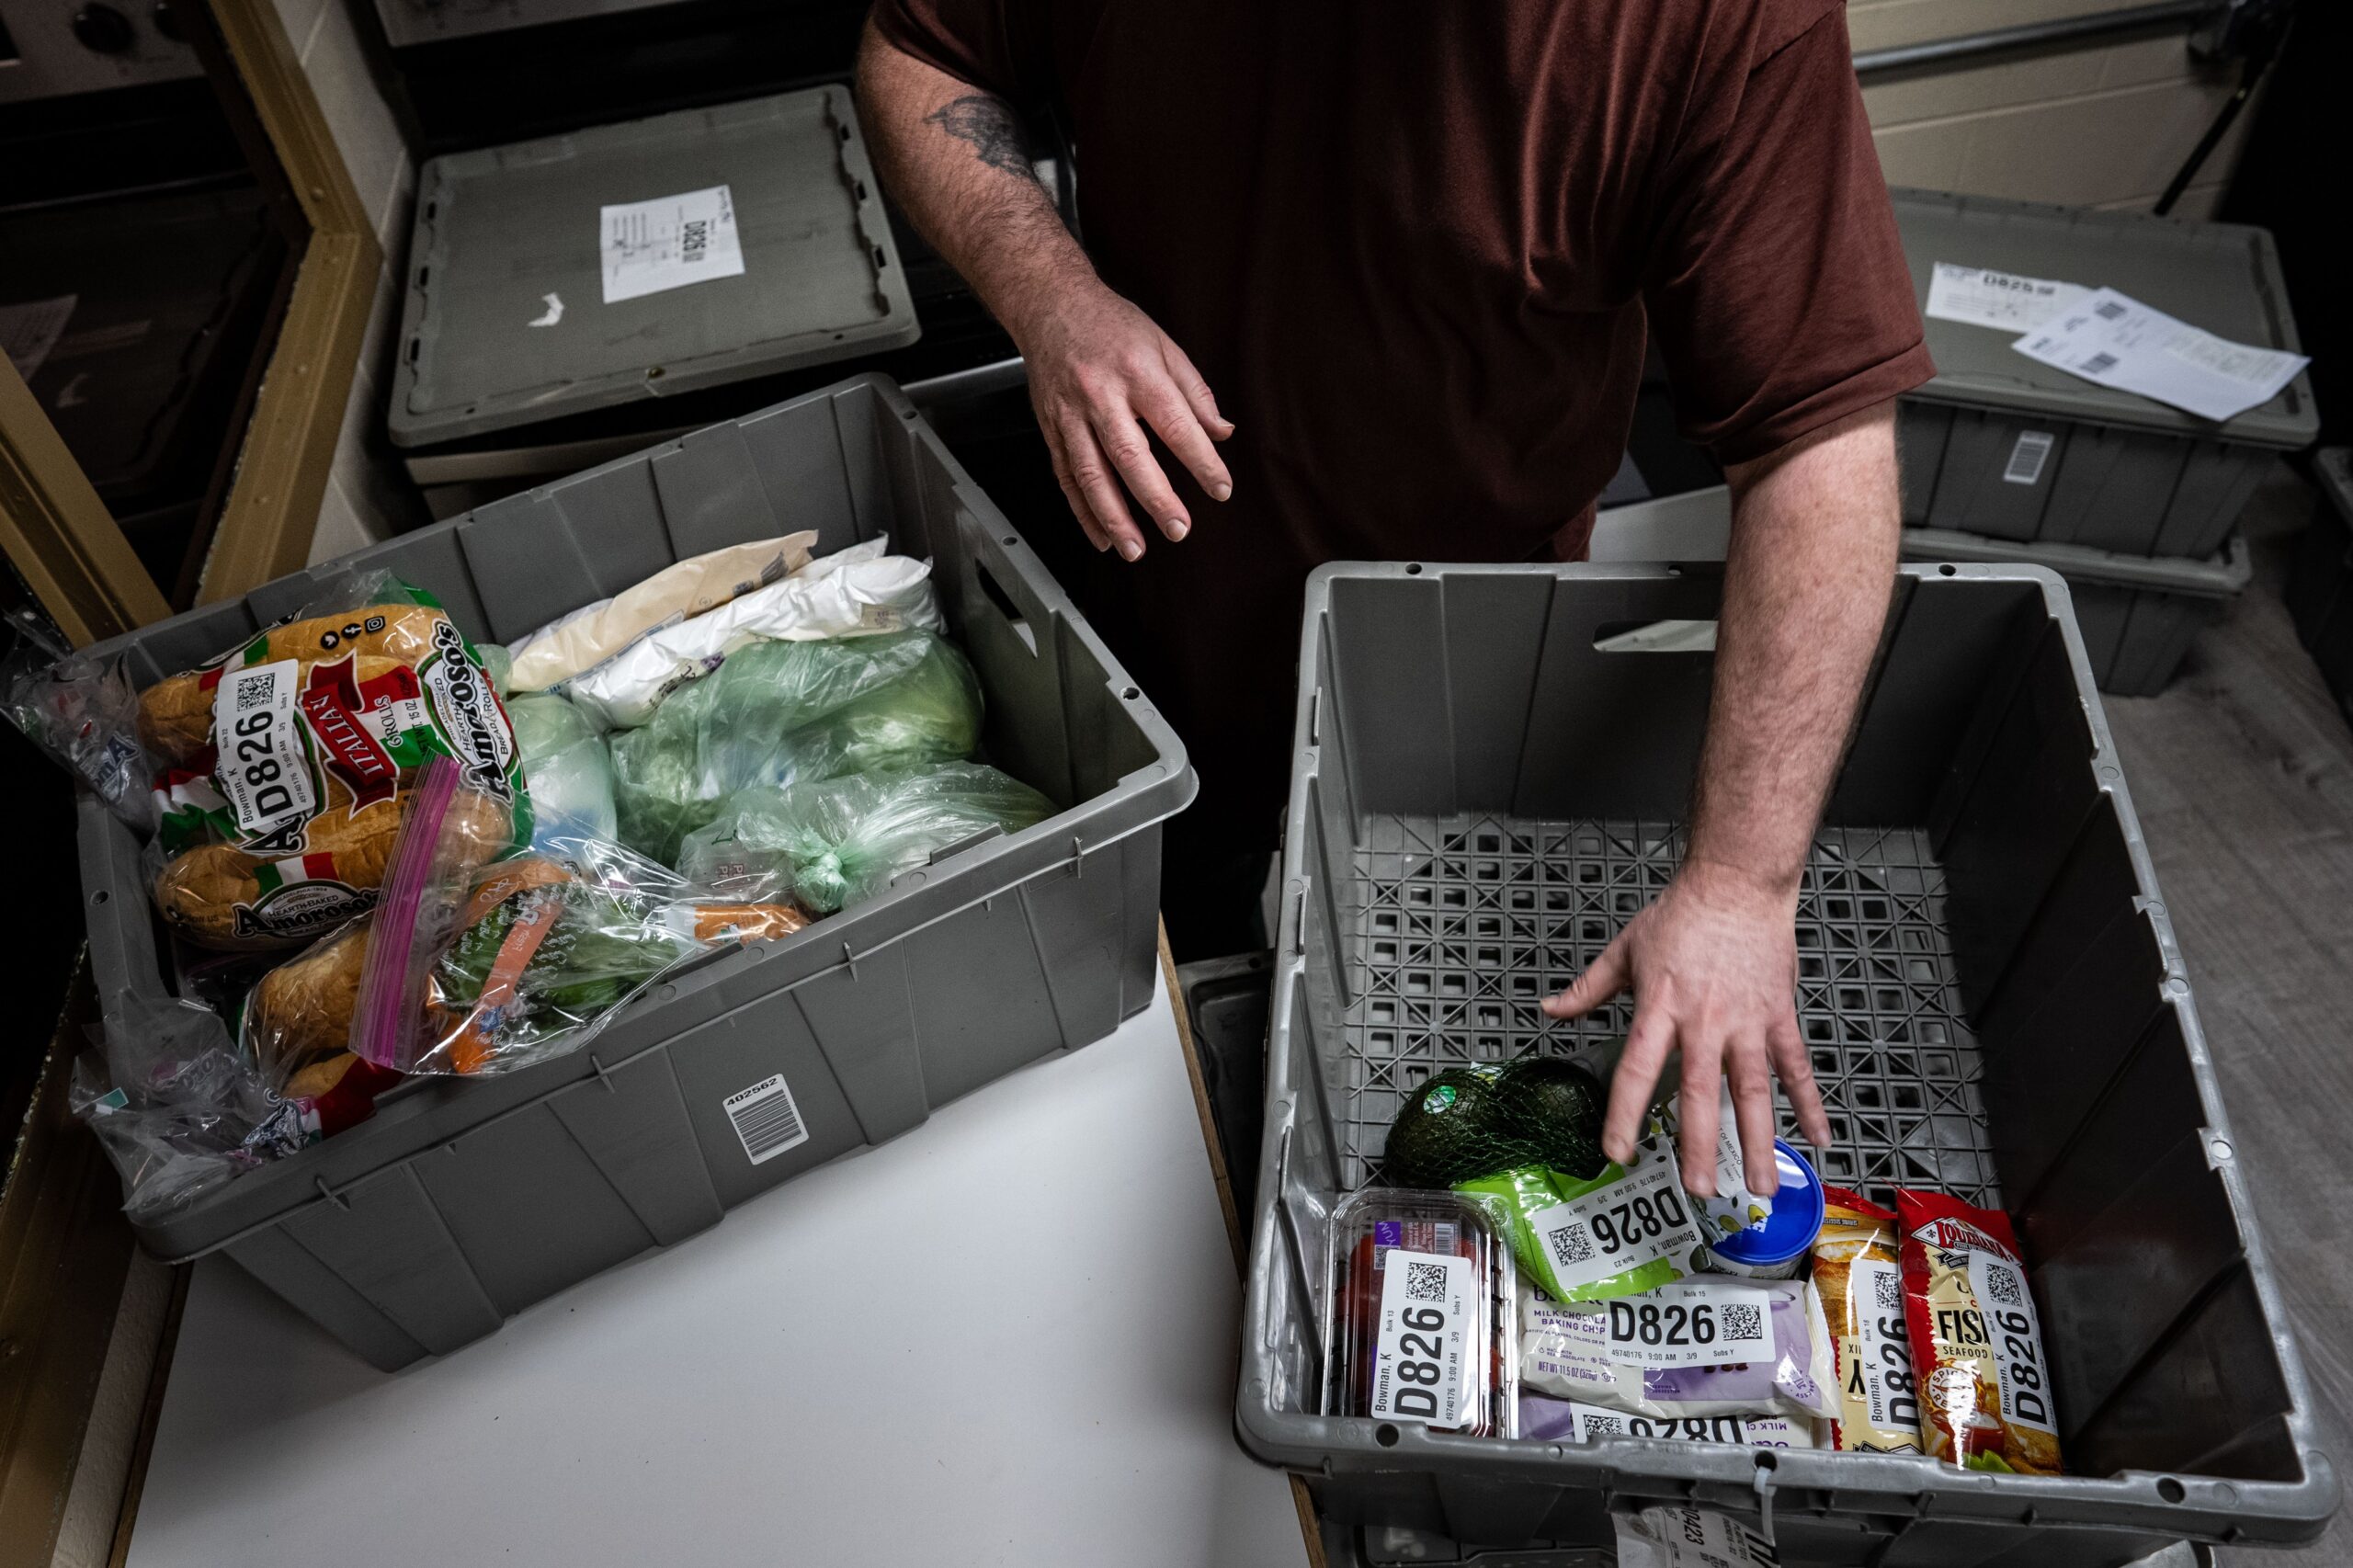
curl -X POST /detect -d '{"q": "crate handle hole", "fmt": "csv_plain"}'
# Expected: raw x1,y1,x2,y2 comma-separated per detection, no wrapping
2157,1479,2186,1504
416,266,428,289
1938,564,1958,576
1404,563,1423,575
975,559,1038,655
1374,1424,1400,1448
90,889,108,905
1594,619,1717,653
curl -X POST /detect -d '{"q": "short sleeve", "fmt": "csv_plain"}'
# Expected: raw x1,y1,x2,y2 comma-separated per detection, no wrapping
1643,9,1934,465
870,0,1051,108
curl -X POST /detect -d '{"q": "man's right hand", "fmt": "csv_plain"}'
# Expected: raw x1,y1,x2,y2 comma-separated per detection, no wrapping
1010,278,1236,560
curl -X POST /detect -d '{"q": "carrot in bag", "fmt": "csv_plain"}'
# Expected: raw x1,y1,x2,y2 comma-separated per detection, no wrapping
1895,1189,2063,1475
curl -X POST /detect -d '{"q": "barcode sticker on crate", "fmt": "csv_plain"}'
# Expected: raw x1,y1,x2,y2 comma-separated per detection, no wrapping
2002,430,2055,485
1604,1279,1772,1369
1924,262,2086,332
600,185,746,304
1369,1249,1472,1429
722,1073,810,1165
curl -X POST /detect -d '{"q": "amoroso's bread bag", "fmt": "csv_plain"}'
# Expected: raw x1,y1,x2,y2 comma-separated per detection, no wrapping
136,573,530,949
1896,1189,2063,1475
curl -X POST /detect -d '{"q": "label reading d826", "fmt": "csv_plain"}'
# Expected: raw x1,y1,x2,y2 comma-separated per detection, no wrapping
1370,1250,1472,1429
1605,1279,1772,1369
1850,1258,1920,1436
1968,1254,2056,1435
213,659,316,837
1526,1141,1704,1294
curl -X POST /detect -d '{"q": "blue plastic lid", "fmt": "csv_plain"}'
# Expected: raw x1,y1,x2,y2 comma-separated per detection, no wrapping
1706,1141,1826,1267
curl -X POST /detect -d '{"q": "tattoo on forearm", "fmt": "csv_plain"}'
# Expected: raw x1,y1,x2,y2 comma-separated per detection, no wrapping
924,94,1037,178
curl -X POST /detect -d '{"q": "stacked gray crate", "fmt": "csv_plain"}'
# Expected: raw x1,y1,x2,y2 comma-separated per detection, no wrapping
391,85,916,449
1892,189,2315,555
1236,560,2336,1563
76,374,1193,1369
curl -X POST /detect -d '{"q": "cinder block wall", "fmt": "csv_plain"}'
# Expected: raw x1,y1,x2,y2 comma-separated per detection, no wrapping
1854,0,2256,219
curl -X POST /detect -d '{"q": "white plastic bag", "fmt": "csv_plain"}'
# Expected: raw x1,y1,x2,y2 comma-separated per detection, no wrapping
1517,1277,1837,1422
506,533,815,692
565,539,943,729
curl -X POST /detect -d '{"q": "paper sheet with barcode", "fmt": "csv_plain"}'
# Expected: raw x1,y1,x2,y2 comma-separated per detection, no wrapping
2011,286,2307,423
1924,262,2087,332
600,185,746,304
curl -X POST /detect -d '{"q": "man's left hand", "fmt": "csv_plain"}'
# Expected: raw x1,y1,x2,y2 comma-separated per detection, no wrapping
1540,857,1833,1198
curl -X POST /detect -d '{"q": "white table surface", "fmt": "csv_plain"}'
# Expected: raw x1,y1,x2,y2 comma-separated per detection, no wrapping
126,975,1306,1568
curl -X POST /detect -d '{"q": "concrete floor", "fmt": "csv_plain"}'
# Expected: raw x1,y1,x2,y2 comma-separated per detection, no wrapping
2100,465,2351,1567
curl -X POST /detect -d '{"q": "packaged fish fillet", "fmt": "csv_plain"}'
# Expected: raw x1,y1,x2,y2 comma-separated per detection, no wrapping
1896,1189,2063,1475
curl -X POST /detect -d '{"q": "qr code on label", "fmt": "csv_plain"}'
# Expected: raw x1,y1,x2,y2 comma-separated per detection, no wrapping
1873,1270,1903,1313
1546,1222,1595,1269
1582,1412,1627,1437
2095,300,2128,320
2082,351,2120,375
1720,1302,1764,1343
233,673,273,711
1404,1261,1449,1303
1982,1267,2023,1307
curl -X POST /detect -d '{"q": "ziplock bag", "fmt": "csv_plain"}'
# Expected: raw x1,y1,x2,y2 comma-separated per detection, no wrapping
1516,1277,1837,1422
608,629,983,865
566,538,943,729
676,761,1053,914
346,761,802,1076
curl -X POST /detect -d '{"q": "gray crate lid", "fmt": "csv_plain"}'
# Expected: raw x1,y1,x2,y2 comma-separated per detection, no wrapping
1893,188,2318,449
390,86,918,448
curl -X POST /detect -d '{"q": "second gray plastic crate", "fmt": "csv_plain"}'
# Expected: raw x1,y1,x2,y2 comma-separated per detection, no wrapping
1236,561,2335,1563
76,374,1192,1369
1892,190,2315,558
390,86,917,448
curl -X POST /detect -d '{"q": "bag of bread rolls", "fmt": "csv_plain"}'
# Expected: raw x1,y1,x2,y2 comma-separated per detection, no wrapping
124,573,532,950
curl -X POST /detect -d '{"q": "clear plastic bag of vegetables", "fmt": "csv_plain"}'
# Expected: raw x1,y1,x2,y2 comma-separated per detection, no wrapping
506,688,617,848
308,757,808,1078
608,629,983,865
677,762,1055,915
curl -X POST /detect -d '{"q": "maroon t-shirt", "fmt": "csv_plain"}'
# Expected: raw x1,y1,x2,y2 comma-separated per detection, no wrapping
875,0,1933,844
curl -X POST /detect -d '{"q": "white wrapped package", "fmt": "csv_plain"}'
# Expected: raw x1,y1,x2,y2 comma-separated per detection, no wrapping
506,533,816,692
1518,1277,1836,1422
564,539,944,730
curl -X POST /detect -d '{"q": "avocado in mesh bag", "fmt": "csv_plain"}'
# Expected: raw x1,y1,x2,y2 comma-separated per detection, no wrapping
1381,1054,1608,1187
608,630,983,864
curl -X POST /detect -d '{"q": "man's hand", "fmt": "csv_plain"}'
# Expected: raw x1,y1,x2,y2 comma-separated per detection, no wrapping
1540,858,1829,1198
1006,279,1233,562
1546,402,1901,1197
855,24,1233,561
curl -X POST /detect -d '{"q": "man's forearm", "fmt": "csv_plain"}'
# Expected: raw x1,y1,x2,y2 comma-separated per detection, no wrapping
855,24,1092,344
1689,405,1902,896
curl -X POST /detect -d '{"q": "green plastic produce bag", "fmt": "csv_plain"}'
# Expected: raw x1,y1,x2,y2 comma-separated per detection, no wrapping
507,689,617,848
1458,1129,1709,1304
608,631,983,864
677,761,1054,914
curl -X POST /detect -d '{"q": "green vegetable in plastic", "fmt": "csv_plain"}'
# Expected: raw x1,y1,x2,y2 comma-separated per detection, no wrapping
1381,1054,1608,1187
1458,1143,1703,1304
676,762,1055,915
435,881,698,1053
506,689,616,847
608,631,983,864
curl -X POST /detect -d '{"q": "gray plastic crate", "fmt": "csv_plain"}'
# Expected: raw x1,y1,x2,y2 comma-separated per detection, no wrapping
2287,449,2353,729
1893,189,2315,558
390,86,916,448
1236,561,2336,1563
1176,952,1274,1216
76,373,1191,1369
1590,486,2245,697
